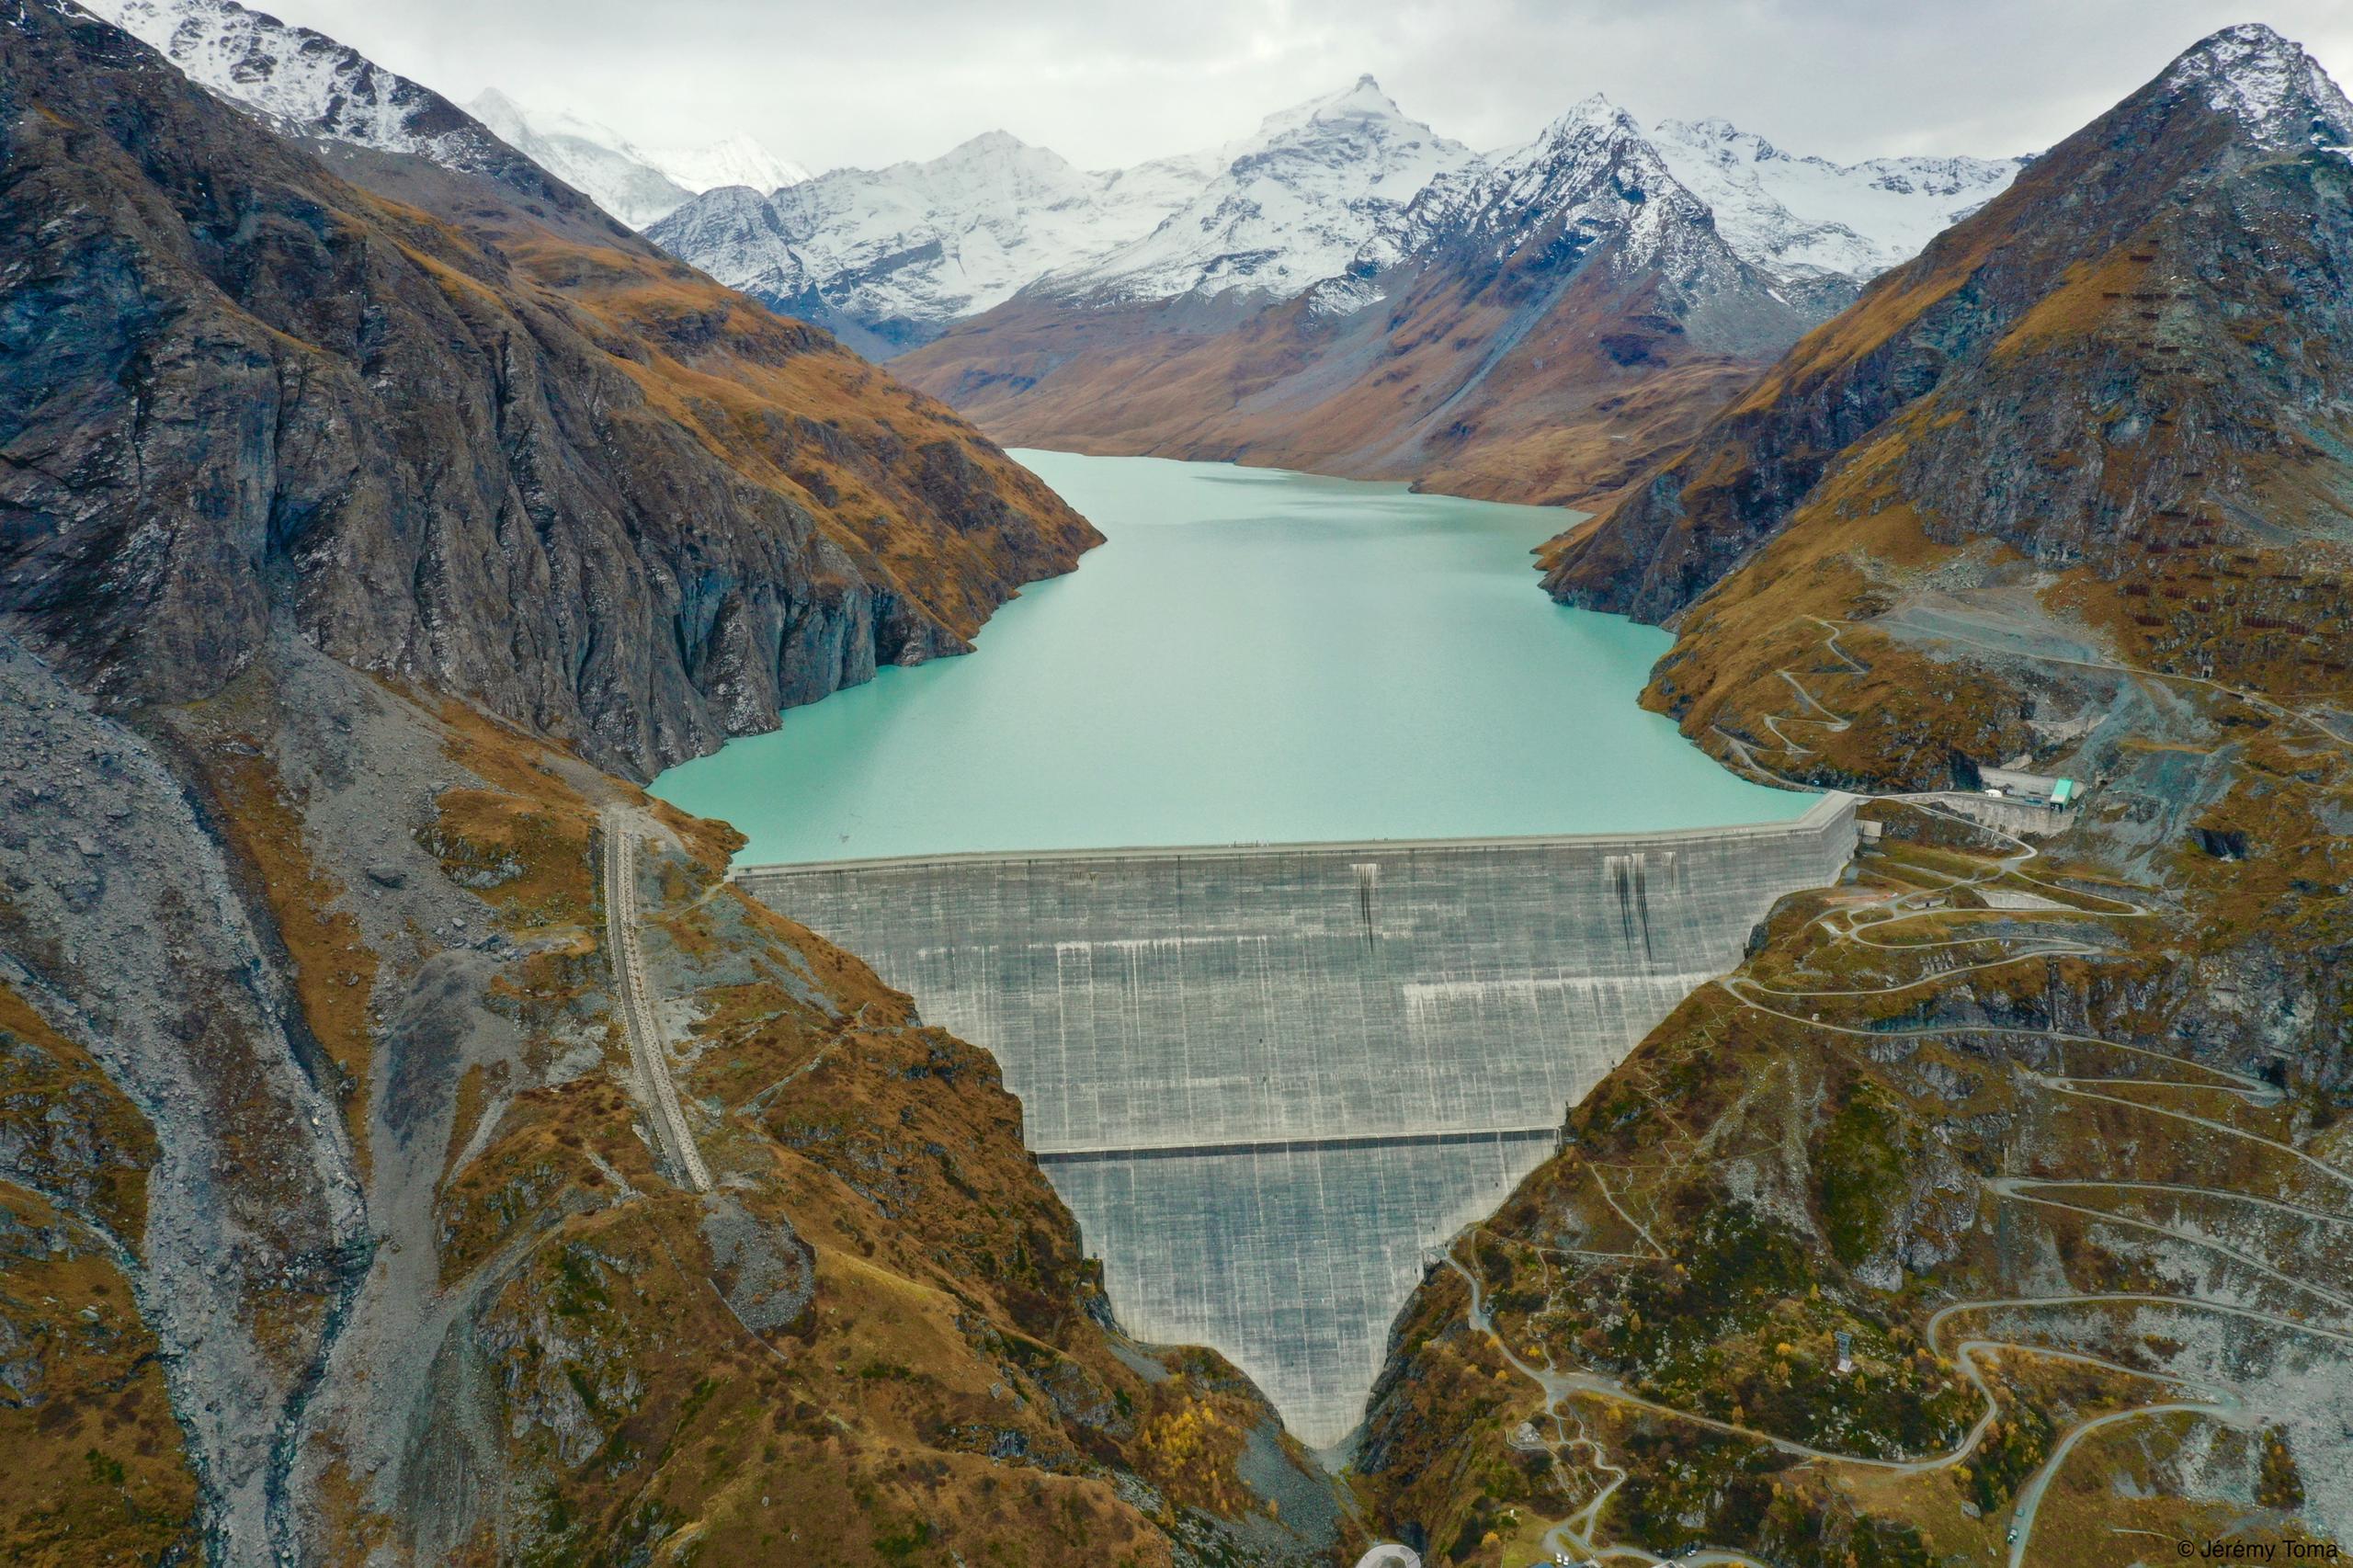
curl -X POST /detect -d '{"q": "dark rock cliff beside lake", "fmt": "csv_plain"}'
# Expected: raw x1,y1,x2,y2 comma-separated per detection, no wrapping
2,0,1098,782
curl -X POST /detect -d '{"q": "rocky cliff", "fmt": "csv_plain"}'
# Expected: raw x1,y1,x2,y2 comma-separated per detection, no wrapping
0,5,1346,1563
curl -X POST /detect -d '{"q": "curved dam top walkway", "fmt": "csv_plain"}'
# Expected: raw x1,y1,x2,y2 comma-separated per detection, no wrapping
735,793,1859,1449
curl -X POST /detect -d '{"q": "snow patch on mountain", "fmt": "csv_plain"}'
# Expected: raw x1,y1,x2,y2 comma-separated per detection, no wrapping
466,90,694,226
1649,118,2024,284
1044,75,1474,304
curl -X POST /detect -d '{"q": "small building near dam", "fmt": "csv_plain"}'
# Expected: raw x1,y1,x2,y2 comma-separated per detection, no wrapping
1980,766,2081,807
734,791,1860,1449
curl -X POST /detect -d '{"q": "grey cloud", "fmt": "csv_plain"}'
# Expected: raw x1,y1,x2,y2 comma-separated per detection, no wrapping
265,0,2353,173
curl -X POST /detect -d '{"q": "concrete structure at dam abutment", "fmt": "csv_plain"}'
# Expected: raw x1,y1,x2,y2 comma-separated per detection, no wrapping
734,793,1860,1448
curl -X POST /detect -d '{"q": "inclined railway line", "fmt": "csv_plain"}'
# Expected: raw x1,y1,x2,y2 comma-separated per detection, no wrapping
600,805,711,1194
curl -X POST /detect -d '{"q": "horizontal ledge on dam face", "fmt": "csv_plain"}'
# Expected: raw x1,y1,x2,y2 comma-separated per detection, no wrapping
727,790,1859,878
1033,1126,1563,1165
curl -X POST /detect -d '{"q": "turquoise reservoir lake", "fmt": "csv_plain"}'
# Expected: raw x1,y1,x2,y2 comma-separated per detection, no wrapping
652,451,1804,864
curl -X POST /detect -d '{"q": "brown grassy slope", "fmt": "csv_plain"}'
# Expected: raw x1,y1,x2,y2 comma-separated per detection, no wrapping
445,212,1103,646
1362,44,2353,1556
1360,766,2353,1564
325,164,1108,671
0,1185,202,1566
1639,166,2353,787
0,981,154,1243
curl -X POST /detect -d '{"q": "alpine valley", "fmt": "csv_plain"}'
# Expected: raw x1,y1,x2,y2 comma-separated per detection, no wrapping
3,3,2351,1568
657,77,2025,507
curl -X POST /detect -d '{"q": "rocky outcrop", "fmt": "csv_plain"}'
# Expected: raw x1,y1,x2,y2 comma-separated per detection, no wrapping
2,0,1096,782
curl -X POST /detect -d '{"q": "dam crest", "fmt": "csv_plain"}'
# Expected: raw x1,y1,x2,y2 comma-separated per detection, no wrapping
735,792,1860,1448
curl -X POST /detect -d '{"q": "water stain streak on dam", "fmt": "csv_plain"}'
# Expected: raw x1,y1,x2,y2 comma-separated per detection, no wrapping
734,793,1859,1446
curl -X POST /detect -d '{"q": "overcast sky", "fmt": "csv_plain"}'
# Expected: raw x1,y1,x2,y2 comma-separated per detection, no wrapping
266,0,2353,172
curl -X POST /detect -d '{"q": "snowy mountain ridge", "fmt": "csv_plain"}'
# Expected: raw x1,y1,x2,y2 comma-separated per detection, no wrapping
647,126,1228,352
1038,74,1475,305
2155,21,2353,150
652,68,2038,352
1647,117,2027,284
80,2,2036,349
465,91,811,228
79,0,510,174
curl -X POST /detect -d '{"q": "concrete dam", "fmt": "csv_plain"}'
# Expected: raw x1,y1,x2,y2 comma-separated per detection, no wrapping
734,792,1859,1447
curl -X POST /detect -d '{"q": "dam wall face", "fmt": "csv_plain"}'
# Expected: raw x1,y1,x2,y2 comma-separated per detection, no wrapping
735,793,1858,1447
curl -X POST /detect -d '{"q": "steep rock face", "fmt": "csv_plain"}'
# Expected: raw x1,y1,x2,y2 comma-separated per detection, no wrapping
1355,30,2353,1562
895,97,1816,507
1542,23,2353,620
2,0,1096,781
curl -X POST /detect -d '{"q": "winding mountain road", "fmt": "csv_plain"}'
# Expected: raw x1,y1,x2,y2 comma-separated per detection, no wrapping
1428,631,2353,1563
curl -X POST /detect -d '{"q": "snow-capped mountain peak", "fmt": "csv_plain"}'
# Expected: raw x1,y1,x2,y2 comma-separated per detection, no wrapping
2157,22,2353,151
1250,72,1400,140
645,132,812,195
1044,76,1475,305
1542,93,1645,142
1347,94,1718,294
